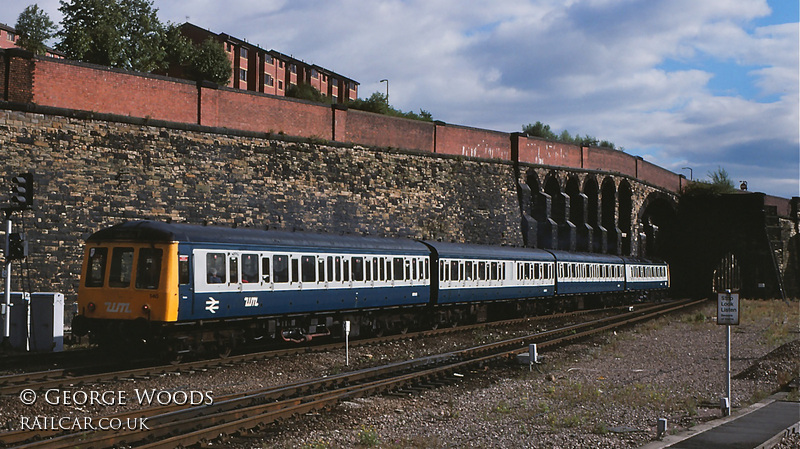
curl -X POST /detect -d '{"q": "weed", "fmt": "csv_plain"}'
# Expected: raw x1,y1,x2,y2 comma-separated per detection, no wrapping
301,439,331,449
494,400,513,414
594,423,610,435
357,425,380,447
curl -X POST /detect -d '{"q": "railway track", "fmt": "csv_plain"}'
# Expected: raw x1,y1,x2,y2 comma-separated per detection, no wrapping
0,298,704,448
0,305,612,396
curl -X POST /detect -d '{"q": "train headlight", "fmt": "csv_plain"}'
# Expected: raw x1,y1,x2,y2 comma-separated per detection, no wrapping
142,304,150,316
87,302,96,312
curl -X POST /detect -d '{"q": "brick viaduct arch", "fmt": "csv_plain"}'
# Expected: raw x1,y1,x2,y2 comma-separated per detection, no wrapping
518,166,678,259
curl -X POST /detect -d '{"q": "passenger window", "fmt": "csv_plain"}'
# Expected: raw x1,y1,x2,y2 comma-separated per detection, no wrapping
343,258,350,282
327,256,334,282
273,255,288,283
373,257,379,280
385,258,392,281
207,253,226,284
291,258,299,283
109,247,134,288
335,256,341,282
229,255,239,284
261,257,271,283
450,261,458,281
85,247,108,287
352,257,364,281
302,256,316,283
491,262,498,280
318,257,325,282
136,248,163,289
365,259,372,281
425,259,429,280
242,253,259,283
393,257,404,281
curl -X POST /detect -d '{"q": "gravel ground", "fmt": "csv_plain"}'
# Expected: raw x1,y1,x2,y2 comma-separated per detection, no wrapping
1,299,797,449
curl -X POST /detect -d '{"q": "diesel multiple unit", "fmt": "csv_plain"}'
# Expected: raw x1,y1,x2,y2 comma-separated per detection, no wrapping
72,221,669,353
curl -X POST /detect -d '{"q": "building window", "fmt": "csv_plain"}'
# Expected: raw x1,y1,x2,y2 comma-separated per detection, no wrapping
265,55,273,65
240,47,248,58
265,74,274,87
225,42,232,52
279,61,284,68
7,32,16,42
289,64,297,74
311,69,318,79
239,69,247,81
278,80,283,90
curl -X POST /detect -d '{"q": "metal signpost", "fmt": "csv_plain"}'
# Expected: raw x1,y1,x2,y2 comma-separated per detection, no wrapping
717,289,740,417
344,320,351,366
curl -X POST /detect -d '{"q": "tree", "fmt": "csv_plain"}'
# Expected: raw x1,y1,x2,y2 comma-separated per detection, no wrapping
346,92,433,122
56,0,171,72
15,4,57,55
522,121,621,150
286,83,330,103
189,37,231,85
682,166,737,196
57,0,125,66
119,0,166,72
523,121,557,140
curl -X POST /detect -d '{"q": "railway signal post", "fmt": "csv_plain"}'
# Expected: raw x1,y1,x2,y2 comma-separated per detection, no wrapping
2,172,34,349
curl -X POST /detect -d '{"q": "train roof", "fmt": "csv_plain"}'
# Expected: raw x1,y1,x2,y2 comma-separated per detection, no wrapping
547,250,626,264
422,240,554,261
619,256,667,265
86,221,430,254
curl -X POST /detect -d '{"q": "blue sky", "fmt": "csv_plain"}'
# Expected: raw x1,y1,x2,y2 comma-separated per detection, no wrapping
4,0,798,199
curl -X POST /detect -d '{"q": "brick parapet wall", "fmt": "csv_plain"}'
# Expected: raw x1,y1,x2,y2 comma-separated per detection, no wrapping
435,123,510,160
0,49,697,195
344,109,435,152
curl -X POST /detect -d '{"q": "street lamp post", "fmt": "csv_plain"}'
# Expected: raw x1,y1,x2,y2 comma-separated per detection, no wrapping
380,79,388,104
681,167,693,181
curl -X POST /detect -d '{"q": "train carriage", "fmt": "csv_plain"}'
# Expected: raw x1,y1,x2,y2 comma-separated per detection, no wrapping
621,257,670,292
550,251,626,295
74,221,431,345
423,241,556,305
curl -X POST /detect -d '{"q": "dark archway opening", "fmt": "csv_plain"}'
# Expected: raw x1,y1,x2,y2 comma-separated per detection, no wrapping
601,177,619,254
618,180,633,255
567,176,590,252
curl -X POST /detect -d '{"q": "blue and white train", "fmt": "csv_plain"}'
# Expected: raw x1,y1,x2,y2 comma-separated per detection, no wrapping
72,220,669,352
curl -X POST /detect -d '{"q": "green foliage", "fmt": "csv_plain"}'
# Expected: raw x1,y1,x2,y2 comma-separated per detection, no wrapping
15,4,57,55
356,425,380,446
522,120,620,150
286,83,331,104
682,166,737,196
347,92,434,122
55,0,229,80
162,23,194,67
118,0,166,72
188,37,231,85
57,0,126,66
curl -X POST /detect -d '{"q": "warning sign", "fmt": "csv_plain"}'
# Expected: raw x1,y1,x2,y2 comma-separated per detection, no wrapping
717,292,740,325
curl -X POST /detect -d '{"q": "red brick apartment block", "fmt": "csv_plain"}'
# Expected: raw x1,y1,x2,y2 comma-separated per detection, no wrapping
180,23,358,104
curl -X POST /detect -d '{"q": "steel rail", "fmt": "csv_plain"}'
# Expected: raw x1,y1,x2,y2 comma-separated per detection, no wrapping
0,305,609,396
